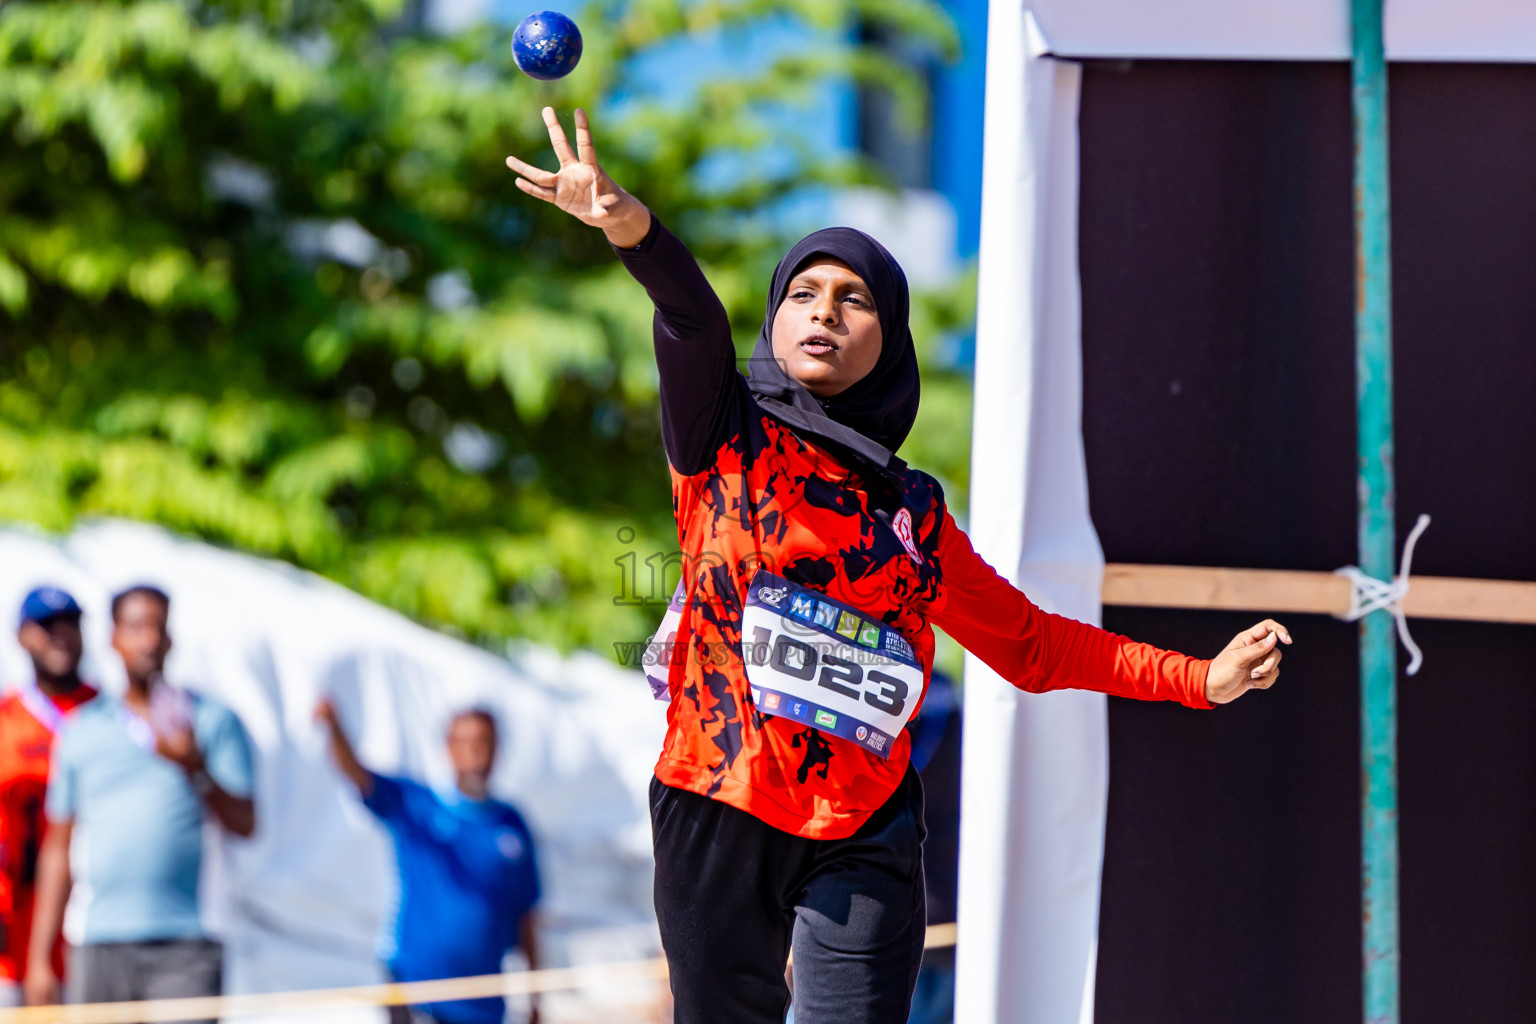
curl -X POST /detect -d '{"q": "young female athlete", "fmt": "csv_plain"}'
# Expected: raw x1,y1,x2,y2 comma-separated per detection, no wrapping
506,108,1291,1024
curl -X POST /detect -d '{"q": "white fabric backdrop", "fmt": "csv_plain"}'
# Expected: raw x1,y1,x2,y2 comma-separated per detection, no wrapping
956,9,1103,1024
1022,0,1536,61
0,520,667,1023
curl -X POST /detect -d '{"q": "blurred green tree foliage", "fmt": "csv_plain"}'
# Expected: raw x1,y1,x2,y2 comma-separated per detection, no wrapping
0,0,973,653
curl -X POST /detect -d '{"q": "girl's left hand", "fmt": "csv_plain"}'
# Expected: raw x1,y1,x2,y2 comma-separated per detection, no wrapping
1205,619,1292,704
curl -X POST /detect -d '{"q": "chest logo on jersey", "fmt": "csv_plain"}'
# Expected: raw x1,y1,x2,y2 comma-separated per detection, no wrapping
893,507,922,566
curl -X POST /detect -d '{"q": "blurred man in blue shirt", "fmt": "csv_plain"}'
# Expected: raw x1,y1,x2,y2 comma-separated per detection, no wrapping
317,699,542,1024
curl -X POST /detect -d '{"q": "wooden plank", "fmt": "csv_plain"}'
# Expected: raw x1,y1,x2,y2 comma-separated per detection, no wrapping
1101,564,1536,625
1404,576,1536,625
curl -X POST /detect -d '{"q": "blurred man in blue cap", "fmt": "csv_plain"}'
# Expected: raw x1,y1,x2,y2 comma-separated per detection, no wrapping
0,587,98,1006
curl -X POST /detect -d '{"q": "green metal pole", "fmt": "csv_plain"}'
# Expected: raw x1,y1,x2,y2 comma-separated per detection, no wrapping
1351,1,1398,1022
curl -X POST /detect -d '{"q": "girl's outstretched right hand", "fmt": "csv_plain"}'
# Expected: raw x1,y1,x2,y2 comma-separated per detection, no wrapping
506,107,652,248
1204,618,1291,704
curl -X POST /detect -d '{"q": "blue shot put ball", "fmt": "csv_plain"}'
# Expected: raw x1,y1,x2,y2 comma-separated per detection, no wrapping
512,11,583,81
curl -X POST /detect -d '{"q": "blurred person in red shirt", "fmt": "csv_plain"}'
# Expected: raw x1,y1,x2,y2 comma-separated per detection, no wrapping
0,587,98,1005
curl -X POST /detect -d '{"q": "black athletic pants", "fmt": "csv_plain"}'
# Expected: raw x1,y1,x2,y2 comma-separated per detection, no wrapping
651,769,928,1024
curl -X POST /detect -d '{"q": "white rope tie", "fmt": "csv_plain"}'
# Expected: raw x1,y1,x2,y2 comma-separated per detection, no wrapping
1335,513,1432,675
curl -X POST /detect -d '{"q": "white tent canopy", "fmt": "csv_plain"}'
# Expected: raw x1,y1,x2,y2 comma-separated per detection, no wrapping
962,3,1533,1022
1023,0,1536,61
0,520,666,1023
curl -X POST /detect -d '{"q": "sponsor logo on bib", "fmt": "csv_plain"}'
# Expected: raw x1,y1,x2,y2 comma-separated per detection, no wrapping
759,586,788,607
814,709,838,729
855,726,868,741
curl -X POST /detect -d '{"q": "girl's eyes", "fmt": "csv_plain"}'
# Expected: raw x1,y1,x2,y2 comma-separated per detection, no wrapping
789,288,870,306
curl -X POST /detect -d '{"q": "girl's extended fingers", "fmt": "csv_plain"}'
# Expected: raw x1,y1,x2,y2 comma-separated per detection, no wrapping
573,108,598,167
505,155,556,186
1253,618,1293,644
542,106,577,166
1230,619,1291,652
1249,650,1281,679
514,177,556,202
1234,630,1279,665
1238,622,1271,645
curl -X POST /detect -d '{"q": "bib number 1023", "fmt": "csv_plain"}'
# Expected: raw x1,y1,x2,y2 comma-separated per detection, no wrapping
748,627,909,716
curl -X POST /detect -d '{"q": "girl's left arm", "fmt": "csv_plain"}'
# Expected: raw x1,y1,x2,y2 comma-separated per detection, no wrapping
930,513,1289,706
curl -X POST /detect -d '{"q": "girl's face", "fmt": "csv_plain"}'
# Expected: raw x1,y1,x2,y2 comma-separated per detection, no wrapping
770,258,883,397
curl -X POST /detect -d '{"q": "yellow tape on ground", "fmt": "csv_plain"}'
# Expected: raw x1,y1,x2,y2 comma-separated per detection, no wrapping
0,924,957,1023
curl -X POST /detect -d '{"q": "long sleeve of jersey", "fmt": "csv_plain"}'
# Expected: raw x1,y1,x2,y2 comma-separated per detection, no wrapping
932,512,1212,708
612,216,740,475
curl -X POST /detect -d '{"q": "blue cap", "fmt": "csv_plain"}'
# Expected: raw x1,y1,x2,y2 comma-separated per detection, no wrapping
19,586,82,627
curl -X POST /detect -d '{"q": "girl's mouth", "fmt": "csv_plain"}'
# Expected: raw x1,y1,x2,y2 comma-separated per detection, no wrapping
800,334,838,356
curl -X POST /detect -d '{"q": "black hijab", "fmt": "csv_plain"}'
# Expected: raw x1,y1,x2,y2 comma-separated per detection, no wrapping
746,228,920,485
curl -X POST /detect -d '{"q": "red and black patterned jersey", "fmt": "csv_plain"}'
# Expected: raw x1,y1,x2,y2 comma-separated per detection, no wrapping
661,411,950,837
619,220,1212,840
0,682,96,980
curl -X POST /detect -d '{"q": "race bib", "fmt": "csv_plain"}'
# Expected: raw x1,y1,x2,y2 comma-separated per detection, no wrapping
741,571,923,759
643,583,687,701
